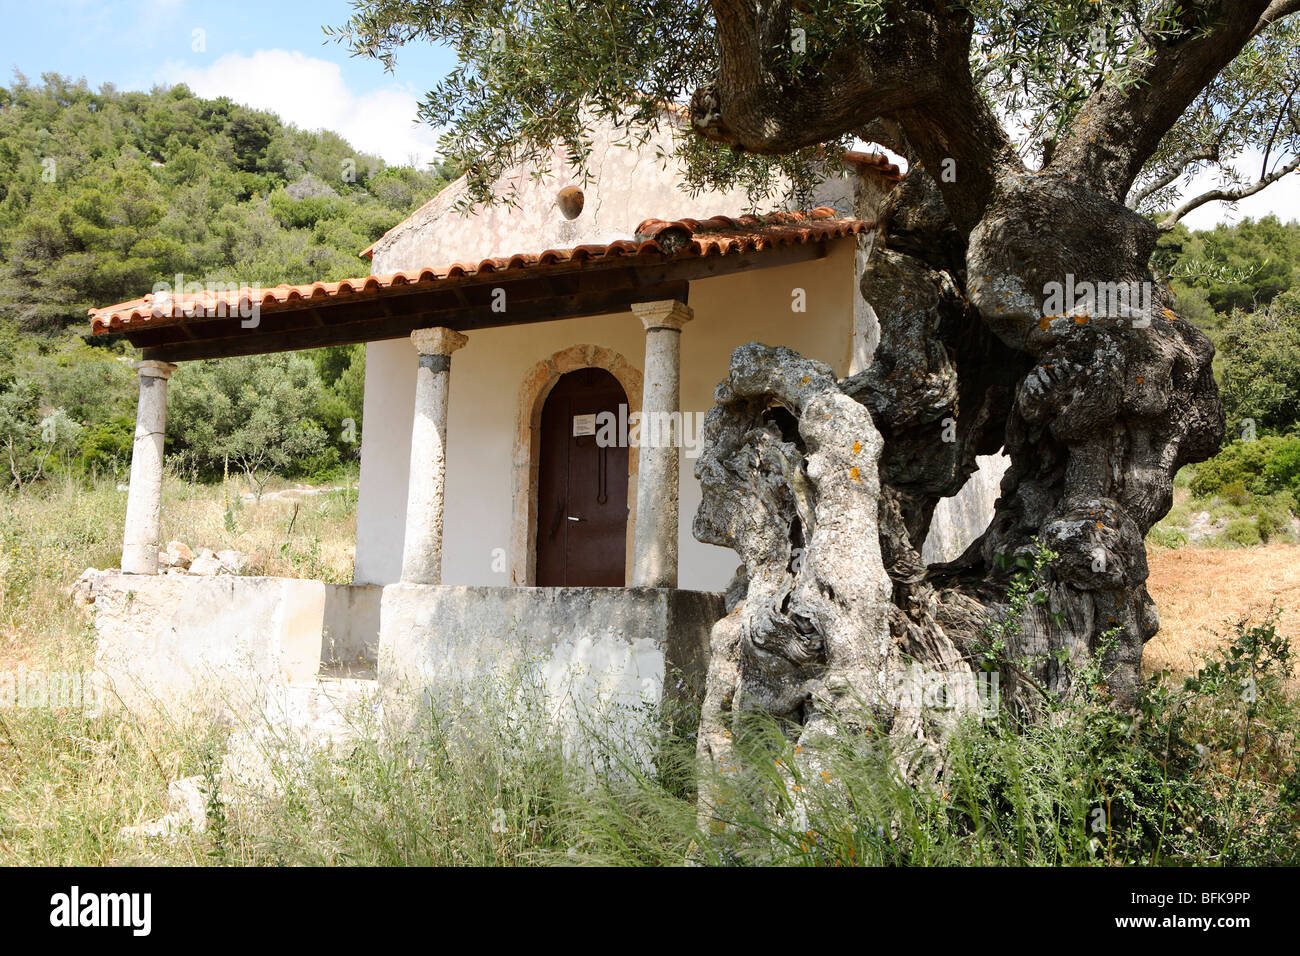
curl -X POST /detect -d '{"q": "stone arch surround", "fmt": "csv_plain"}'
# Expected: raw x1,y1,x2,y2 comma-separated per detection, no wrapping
510,344,643,586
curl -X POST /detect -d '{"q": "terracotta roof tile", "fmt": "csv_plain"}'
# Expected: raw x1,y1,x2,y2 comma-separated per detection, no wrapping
89,207,871,335
842,150,903,181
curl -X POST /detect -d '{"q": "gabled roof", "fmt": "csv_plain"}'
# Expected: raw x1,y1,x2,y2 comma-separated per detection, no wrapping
90,208,870,339
358,149,901,261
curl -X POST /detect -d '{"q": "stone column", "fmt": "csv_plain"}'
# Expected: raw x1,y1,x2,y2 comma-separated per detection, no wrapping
121,359,177,574
630,299,693,588
401,327,469,585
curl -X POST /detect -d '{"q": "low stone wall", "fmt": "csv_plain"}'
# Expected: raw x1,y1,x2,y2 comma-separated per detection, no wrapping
378,585,724,748
90,574,723,739
91,573,379,720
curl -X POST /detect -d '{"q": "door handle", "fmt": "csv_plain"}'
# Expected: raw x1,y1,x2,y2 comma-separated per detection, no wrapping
568,515,582,522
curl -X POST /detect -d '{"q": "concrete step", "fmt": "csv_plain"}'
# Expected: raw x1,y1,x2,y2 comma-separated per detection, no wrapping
262,676,380,742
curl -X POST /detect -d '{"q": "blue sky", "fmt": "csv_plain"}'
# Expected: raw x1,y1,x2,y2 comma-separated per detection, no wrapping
0,0,456,166
0,1,1294,226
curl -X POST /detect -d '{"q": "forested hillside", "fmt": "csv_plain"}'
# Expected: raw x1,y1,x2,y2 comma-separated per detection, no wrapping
0,73,450,329
1149,215,1300,548
0,74,452,487
1156,215,1300,335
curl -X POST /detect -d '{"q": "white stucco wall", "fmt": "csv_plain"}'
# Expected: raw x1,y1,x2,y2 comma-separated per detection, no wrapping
355,238,858,591
368,118,864,270
354,338,417,585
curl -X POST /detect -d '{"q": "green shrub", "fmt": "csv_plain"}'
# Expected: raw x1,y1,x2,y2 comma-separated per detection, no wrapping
76,414,134,475
1265,436,1300,491
1222,517,1262,547
0,380,83,488
1190,434,1300,498
1220,478,1250,506
1256,491,1297,542
167,353,330,494
1219,289,1300,434
1146,524,1187,549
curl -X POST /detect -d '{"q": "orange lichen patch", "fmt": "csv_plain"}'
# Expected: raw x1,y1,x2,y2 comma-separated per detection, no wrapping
1074,314,1090,324
850,466,861,481
852,440,862,454
90,208,872,334
1039,315,1052,330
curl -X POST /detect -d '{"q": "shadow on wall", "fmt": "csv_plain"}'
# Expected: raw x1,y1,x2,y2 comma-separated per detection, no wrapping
922,454,1011,564
322,585,383,677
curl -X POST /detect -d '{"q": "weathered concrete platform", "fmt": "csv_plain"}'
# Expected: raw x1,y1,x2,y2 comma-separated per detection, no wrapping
88,573,724,738
90,573,382,720
378,584,723,735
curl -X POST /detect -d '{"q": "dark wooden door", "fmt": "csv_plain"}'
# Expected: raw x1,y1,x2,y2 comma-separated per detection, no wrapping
536,368,629,586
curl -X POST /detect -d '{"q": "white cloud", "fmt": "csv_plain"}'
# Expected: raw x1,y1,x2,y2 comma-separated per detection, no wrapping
159,49,441,168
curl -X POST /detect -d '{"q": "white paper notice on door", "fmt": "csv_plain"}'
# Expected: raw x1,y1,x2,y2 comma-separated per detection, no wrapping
572,413,597,437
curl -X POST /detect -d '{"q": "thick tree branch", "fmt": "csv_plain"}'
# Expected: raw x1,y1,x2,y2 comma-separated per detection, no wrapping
693,1,1019,233
1157,154,1300,229
1257,0,1300,34
1052,0,1274,201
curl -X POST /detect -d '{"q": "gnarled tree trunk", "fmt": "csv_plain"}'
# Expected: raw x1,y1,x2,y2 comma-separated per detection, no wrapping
692,165,1225,783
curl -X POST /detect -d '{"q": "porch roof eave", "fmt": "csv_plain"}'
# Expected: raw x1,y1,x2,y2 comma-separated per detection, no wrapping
87,208,872,363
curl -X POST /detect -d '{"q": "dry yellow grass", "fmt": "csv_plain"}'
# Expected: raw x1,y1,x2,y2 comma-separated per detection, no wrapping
1143,543,1300,679
0,474,356,672
159,478,357,583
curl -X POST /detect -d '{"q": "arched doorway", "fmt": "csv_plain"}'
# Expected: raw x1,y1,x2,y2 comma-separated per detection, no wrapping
535,367,630,586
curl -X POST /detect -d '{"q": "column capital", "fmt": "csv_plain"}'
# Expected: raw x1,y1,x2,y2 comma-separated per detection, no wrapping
632,299,693,332
411,327,469,357
132,359,177,380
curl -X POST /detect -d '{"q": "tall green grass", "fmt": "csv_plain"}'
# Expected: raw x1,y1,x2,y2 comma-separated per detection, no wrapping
203,617,1297,866
2,615,1296,865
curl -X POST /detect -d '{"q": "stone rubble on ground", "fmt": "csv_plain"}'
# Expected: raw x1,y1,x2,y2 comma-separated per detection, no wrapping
68,542,251,618
155,542,247,576
1185,511,1229,544
67,567,110,610
185,548,223,576
158,540,194,570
